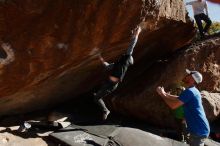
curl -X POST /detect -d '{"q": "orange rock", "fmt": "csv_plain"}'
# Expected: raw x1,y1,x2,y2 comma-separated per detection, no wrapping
0,0,194,118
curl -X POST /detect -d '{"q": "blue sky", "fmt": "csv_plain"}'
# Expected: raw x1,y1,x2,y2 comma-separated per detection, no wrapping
185,0,220,22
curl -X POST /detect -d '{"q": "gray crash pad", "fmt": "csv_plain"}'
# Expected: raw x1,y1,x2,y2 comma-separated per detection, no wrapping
205,139,220,146
50,124,119,146
50,124,189,146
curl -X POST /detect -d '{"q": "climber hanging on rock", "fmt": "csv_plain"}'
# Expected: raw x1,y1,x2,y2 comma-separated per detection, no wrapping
93,25,142,121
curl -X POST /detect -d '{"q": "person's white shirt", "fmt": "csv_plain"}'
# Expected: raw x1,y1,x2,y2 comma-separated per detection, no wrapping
186,0,209,16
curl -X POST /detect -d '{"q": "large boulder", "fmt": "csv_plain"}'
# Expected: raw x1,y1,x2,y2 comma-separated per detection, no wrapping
201,91,220,121
0,0,194,116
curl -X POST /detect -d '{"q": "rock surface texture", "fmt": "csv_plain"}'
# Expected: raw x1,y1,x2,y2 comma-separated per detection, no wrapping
108,35,220,127
201,91,220,121
0,0,195,117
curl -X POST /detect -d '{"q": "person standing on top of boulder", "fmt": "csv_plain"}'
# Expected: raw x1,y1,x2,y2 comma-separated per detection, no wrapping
156,69,210,146
93,26,142,120
186,0,212,39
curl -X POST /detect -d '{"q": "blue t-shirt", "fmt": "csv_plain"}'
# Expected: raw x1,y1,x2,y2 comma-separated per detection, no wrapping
178,86,210,137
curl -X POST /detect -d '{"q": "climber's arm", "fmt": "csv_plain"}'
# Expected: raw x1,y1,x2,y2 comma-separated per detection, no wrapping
99,54,114,70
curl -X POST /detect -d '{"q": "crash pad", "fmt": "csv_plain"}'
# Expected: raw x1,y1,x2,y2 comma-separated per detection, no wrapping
50,124,118,146
50,124,189,146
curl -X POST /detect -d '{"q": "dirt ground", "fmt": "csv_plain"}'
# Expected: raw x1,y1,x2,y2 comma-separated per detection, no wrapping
0,127,57,146
0,111,71,146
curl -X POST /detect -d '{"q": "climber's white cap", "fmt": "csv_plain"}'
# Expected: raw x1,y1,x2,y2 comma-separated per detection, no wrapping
186,69,203,84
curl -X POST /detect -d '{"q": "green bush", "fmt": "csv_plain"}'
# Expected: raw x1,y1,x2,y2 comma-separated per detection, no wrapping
194,21,220,34
209,21,220,34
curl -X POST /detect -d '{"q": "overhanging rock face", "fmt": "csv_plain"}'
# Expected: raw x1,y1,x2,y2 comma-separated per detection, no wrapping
0,0,194,116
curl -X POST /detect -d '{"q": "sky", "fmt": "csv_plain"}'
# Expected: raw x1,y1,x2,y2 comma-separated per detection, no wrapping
185,0,220,22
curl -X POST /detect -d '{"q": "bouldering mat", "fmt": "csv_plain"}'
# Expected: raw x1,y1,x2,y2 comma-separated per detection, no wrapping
50,124,190,146
50,124,119,146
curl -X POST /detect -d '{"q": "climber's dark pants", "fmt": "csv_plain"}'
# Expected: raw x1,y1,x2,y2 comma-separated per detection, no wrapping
94,79,118,113
194,13,212,38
